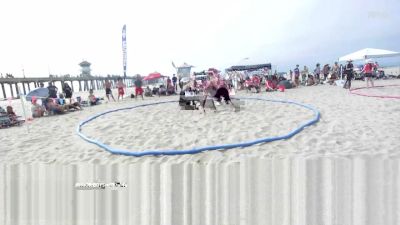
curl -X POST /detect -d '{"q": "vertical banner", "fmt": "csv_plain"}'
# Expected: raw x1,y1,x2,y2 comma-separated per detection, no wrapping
122,25,127,78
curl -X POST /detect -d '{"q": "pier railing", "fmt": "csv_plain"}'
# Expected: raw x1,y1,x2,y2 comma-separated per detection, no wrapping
0,76,136,99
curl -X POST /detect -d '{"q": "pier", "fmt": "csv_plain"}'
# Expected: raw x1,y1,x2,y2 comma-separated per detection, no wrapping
0,75,136,100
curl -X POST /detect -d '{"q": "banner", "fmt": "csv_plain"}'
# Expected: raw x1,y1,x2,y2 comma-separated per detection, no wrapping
122,25,127,78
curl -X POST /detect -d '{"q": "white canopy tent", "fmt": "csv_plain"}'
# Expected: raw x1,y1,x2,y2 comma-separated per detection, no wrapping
338,48,400,62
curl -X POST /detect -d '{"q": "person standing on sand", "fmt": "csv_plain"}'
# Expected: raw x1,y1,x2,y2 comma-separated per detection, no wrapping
362,59,375,88
301,66,309,85
373,61,379,78
116,77,125,101
104,80,116,101
323,64,330,81
332,62,339,80
343,59,354,89
62,82,73,104
172,74,178,91
179,77,184,91
167,76,172,90
47,82,58,98
314,63,321,84
134,75,144,100
294,65,300,86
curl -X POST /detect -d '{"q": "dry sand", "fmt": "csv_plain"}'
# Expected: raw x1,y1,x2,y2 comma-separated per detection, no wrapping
0,79,399,224
1,79,399,163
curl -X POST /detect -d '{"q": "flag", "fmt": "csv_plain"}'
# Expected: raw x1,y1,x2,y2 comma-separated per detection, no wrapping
122,25,127,78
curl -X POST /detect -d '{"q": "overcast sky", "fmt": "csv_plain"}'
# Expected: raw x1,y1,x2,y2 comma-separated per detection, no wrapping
0,0,399,77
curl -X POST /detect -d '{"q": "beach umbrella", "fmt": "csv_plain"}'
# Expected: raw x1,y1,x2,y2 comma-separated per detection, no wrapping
25,87,49,101
338,48,400,62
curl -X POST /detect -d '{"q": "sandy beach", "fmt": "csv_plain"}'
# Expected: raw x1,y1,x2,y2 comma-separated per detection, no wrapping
1,79,400,224
1,79,399,163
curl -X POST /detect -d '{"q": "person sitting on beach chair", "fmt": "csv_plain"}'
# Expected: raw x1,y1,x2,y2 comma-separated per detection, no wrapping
0,106,24,128
6,106,17,122
0,107,17,128
56,93,82,110
47,98,67,114
306,74,315,86
158,85,167,96
31,96,46,118
88,89,100,106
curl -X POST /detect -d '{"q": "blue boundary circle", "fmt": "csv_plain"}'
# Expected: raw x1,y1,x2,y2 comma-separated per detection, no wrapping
76,97,320,157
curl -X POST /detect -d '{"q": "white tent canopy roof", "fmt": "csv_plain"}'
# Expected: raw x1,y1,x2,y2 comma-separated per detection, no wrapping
338,48,400,62
234,57,269,66
177,62,194,68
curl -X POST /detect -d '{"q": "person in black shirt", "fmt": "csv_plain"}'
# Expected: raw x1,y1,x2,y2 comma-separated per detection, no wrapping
343,60,354,89
172,74,178,91
47,82,58,98
62,83,73,103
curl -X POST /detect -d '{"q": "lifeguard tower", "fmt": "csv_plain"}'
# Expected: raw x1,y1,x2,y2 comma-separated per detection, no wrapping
79,60,92,77
176,62,194,82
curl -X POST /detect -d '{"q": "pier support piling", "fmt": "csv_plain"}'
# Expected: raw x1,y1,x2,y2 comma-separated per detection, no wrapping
1,83,6,99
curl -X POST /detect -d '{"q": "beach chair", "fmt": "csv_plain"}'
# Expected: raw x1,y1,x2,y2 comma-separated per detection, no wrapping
0,115,11,128
0,115,24,129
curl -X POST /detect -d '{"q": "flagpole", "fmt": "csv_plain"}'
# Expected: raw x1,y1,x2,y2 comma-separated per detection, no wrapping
122,25,127,82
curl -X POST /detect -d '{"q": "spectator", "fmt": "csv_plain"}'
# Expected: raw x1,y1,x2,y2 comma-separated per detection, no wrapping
47,82,58,98
301,66,309,85
116,77,125,101
31,96,46,118
294,65,300,86
62,82,73,104
332,62,339,80
88,89,100,105
314,63,321,84
344,60,354,89
323,64,330,81
134,75,144,100
362,59,375,87
104,80,116,101
172,74,178,91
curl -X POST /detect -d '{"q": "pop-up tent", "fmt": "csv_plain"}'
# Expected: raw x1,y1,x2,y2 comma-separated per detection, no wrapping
338,48,400,62
226,58,271,72
143,72,165,81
